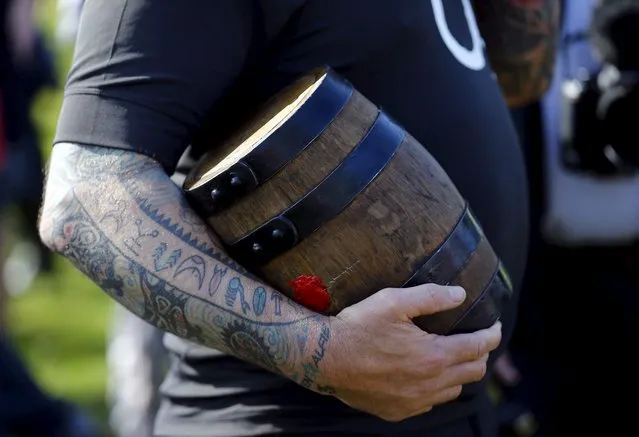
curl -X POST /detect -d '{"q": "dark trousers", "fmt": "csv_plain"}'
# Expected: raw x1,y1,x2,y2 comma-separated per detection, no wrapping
0,334,67,436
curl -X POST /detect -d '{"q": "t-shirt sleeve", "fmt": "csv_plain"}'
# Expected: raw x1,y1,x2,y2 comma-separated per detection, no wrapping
54,0,255,173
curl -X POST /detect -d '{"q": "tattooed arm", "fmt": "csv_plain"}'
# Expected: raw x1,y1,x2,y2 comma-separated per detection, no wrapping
473,0,561,108
38,142,503,422
39,143,334,392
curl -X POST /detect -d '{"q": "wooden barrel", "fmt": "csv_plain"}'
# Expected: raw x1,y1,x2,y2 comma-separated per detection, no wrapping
183,67,512,335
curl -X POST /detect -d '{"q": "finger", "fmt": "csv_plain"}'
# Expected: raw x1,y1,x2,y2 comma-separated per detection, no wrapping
437,321,502,365
405,404,434,420
384,284,466,320
437,354,489,388
427,385,463,407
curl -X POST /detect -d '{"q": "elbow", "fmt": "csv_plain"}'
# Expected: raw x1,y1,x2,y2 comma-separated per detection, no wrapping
38,207,63,255
37,181,78,255
38,168,90,255
38,143,92,253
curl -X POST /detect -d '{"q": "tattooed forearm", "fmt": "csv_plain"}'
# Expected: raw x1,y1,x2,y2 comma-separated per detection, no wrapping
473,0,561,108
39,143,335,393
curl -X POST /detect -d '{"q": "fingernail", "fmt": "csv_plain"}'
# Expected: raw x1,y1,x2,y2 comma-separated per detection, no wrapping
449,286,465,302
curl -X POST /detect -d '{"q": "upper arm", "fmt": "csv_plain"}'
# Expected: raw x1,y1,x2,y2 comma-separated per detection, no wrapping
54,0,256,173
472,0,561,108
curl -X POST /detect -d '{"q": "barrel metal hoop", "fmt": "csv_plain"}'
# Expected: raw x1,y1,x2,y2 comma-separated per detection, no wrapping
446,263,513,334
403,204,483,288
227,110,406,269
201,72,354,214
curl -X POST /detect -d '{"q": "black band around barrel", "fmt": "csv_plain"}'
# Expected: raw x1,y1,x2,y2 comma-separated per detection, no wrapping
226,111,406,268
403,205,483,288
446,264,513,334
201,72,354,214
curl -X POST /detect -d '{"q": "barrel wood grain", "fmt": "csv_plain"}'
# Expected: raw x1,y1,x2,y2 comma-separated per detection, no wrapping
210,91,378,242
184,68,509,335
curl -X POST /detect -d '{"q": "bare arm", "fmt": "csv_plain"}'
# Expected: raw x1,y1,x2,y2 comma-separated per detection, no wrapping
38,143,503,421
38,143,336,394
473,0,561,108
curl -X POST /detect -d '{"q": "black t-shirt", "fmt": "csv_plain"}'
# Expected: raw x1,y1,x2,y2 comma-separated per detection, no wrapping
55,0,529,435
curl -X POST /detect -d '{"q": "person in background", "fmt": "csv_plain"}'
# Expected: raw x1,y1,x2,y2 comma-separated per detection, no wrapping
0,0,56,297
107,303,168,437
495,0,639,435
0,333,99,437
0,1,98,436
55,0,83,46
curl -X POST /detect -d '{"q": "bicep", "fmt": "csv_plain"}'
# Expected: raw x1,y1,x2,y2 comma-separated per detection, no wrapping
55,0,256,173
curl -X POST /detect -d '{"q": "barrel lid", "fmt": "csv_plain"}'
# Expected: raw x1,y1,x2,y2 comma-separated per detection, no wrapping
183,66,354,216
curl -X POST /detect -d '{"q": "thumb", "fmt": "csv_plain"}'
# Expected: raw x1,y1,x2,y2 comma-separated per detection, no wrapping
388,284,467,320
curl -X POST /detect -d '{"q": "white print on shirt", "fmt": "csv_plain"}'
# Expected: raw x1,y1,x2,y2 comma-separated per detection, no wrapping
431,0,486,71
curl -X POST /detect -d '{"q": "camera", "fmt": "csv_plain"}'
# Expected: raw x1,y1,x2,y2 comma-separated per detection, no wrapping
562,0,639,175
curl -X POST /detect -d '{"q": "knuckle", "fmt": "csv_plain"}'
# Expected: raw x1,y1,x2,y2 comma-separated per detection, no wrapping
423,285,445,311
487,324,502,348
474,336,487,359
380,411,405,423
378,288,399,310
476,339,484,360
472,360,488,381
419,379,439,397
447,385,463,401
493,329,503,348
425,350,447,373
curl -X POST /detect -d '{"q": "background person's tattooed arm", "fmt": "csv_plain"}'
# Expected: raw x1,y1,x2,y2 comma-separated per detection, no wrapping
38,143,335,394
473,0,561,108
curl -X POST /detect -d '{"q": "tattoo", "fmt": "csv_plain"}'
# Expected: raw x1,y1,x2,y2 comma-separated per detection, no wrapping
473,0,561,107
312,324,330,367
152,243,182,272
124,219,160,256
174,255,207,289
100,197,127,231
58,212,126,299
225,277,251,314
252,287,267,317
301,325,335,393
137,263,204,342
180,208,207,234
271,292,283,317
135,184,249,275
40,144,336,394
208,265,228,297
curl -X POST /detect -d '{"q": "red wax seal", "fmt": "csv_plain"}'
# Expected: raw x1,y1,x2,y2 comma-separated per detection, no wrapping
289,275,331,313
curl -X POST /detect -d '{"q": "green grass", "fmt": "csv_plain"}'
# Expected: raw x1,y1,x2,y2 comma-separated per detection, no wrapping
8,263,113,428
5,1,115,433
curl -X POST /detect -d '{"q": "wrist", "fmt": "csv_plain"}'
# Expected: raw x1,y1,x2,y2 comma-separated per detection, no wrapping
294,315,344,396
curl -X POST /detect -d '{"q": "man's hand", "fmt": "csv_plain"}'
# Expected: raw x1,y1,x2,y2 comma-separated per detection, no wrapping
321,284,502,422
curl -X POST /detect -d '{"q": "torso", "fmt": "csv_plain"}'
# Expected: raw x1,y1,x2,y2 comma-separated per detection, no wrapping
160,1,528,435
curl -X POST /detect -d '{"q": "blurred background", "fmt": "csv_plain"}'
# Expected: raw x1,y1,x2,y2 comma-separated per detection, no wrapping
1,0,113,433
2,1,639,436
